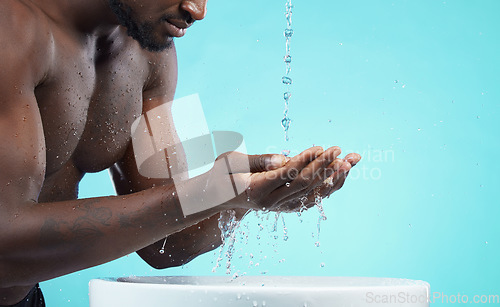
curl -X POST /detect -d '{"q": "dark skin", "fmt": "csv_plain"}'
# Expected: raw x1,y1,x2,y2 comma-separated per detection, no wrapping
0,0,361,304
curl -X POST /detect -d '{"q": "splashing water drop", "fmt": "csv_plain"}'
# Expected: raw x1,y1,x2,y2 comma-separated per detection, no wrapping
314,190,327,247
158,236,168,254
282,76,293,85
282,214,289,241
272,212,280,233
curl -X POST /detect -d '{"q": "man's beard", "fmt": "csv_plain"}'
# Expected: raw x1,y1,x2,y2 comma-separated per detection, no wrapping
108,0,173,52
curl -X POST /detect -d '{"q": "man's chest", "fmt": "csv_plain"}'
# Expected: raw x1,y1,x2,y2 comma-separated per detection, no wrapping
34,33,150,176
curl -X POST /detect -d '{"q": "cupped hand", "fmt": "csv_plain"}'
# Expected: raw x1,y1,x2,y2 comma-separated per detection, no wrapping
214,146,360,213
276,152,362,213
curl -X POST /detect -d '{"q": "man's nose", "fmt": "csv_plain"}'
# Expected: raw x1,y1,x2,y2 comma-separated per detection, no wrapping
180,0,207,21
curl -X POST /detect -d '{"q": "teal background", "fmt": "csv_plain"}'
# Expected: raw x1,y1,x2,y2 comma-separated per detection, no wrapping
41,0,500,305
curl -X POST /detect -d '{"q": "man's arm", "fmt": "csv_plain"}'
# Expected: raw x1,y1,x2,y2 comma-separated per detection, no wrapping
109,46,238,269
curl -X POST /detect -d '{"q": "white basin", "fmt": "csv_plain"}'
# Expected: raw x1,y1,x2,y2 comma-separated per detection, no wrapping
89,276,430,307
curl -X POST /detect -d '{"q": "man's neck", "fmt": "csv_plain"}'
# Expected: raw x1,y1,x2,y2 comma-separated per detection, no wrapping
31,0,120,35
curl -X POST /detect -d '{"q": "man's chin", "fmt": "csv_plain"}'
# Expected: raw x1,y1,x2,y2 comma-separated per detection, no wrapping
129,31,174,52
139,37,174,53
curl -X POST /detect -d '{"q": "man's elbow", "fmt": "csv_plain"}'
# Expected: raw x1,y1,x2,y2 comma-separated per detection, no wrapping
138,245,219,270
138,249,193,270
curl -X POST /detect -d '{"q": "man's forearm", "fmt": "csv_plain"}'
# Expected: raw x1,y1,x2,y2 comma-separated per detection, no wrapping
0,175,220,288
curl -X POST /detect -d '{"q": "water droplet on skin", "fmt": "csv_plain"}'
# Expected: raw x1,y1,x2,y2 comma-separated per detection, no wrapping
285,182,290,187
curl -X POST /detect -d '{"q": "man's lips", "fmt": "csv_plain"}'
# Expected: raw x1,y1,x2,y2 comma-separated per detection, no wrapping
162,18,192,38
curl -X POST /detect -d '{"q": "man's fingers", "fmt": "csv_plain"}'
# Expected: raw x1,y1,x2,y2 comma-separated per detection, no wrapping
287,146,341,193
253,146,323,196
264,147,344,207
344,153,362,166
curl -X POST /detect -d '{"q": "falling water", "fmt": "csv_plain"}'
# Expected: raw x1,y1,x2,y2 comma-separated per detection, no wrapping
213,210,252,274
314,190,328,247
281,214,289,241
213,210,238,273
281,0,293,144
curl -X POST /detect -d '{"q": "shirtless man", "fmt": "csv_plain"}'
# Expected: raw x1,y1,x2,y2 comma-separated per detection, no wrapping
0,0,361,305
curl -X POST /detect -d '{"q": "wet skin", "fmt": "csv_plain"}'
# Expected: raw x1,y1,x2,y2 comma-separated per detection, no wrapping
0,0,360,304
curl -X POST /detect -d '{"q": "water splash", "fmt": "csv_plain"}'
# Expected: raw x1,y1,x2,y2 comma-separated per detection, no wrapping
314,191,328,247
272,212,280,239
281,214,289,241
213,210,237,273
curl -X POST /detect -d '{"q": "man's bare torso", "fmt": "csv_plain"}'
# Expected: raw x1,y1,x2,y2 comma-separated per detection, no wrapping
7,1,173,202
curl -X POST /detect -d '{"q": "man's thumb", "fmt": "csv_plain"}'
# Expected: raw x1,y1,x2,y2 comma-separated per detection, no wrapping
248,154,288,172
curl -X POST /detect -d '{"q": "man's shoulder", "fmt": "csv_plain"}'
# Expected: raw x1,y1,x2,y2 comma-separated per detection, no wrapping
0,0,45,36
0,0,53,84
